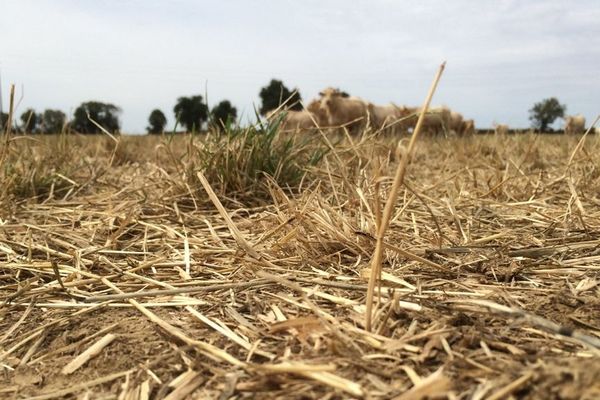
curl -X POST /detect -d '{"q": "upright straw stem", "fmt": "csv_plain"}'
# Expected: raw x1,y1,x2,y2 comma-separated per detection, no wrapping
365,62,446,332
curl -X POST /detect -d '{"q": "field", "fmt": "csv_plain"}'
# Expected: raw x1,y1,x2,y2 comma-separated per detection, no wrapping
1,129,600,399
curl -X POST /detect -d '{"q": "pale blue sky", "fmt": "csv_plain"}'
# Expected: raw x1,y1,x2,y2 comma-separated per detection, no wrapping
1,0,599,132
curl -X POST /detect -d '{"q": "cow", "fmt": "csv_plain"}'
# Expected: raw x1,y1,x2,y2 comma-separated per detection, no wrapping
370,103,404,132
564,114,585,135
265,99,326,132
390,105,451,135
460,119,475,136
494,123,509,136
318,87,371,132
306,99,327,126
449,111,464,135
393,105,419,132
281,110,319,131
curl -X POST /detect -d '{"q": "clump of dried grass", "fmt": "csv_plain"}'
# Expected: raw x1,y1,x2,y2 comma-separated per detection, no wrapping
1,137,76,201
0,88,79,205
0,132,129,208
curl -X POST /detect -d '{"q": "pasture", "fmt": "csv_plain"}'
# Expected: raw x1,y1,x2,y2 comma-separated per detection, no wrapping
1,130,600,399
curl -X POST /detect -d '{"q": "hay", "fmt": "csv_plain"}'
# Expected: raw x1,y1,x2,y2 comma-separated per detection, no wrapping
1,130,600,399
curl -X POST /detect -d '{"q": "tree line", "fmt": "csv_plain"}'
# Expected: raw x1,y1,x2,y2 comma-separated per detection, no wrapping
0,78,571,134
146,79,301,134
0,79,300,135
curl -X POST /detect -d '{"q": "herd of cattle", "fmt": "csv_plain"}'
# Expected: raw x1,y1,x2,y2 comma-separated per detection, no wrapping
267,87,475,136
266,87,590,136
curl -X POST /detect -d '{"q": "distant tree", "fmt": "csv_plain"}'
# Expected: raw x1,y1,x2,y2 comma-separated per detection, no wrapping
210,100,237,129
20,108,41,134
72,101,120,134
173,95,208,132
1,112,15,133
259,79,302,115
529,97,566,132
41,109,66,134
146,109,167,134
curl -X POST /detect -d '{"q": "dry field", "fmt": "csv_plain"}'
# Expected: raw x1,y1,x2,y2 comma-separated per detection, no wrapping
1,130,600,399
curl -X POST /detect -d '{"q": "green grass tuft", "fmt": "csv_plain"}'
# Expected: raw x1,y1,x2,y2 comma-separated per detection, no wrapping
176,115,329,203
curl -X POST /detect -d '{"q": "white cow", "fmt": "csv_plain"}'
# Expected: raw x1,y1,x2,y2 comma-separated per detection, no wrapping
393,105,452,135
449,111,464,135
265,98,330,132
371,103,403,131
418,106,452,134
564,115,585,135
494,123,509,136
318,87,371,132
461,119,475,136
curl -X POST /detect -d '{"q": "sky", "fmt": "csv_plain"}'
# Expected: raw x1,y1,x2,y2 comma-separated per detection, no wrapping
1,0,599,133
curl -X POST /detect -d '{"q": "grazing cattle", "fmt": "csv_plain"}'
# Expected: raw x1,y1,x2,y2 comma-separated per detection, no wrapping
494,124,509,136
306,99,327,127
460,119,476,136
371,103,403,131
413,106,452,134
265,99,326,132
390,105,417,132
449,111,464,135
395,106,472,136
318,87,371,132
280,110,318,131
564,114,585,135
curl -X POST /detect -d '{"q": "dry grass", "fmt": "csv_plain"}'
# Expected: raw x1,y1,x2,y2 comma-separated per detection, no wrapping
1,129,600,399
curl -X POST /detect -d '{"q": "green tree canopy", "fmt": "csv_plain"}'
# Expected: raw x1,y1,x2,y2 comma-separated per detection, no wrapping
259,79,302,115
173,95,208,132
210,100,237,129
20,108,41,134
147,109,167,134
529,97,566,132
72,101,120,134
41,109,66,134
0,112,7,131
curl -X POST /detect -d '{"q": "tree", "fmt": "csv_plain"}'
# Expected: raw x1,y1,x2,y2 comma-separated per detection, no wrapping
40,109,66,134
72,101,120,134
173,95,208,132
21,108,42,133
20,108,41,134
147,109,167,134
259,79,302,115
210,100,237,129
529,97,566,132
1,112,10,132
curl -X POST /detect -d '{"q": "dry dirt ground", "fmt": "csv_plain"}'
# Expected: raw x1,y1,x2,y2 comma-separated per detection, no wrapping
1,133,600,399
